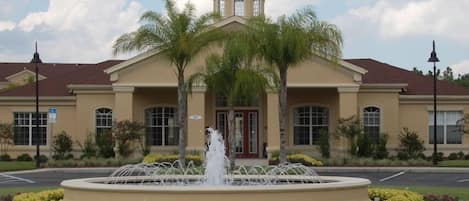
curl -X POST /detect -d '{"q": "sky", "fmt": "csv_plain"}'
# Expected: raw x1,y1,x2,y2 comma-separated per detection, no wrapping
0,0,469,76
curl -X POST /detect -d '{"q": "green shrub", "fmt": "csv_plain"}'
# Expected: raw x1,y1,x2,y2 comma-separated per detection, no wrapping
319,129,330,158
51,131,73,160
398,128,425,160
356,133,373,158
0,153,11,161
448,153,459,160
34,154,48,163
143,154,203,166
368,188,424,201
0,123,13,155
96,131,115,158
113,120,145,158
77,133,97,159
17,153,32,161
424,194,459,201
465,154,469,160
373,134,389,160
271,153,323,166
457,151,465,159
432,152,444,162
13,189,63,201
0,194,13,201
335,116,363,156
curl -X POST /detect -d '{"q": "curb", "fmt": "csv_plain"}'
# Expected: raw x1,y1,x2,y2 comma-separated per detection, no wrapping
5,167,118,175
314,167,469,174
4,166,469,175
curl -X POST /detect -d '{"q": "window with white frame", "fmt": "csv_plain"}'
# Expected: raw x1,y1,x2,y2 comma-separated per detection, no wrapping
13,112,47,146
234,0,244,16
253,0,260,16
428,111,463,144
96,108,112,136
293,106,328,145
363,107,380,143
145,107,179,146
218,0,225,16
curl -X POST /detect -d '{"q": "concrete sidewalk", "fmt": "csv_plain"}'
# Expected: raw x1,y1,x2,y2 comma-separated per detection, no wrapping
4,166,469,175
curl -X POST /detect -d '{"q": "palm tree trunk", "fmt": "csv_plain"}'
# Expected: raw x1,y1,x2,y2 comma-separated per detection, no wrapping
178,72,187,168
278,68,288,163
228,108,236,172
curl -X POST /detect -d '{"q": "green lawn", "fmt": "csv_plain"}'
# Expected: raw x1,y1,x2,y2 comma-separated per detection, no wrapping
374,186,469,200
0,161,36,172
0,187,56,197
439,160,469,167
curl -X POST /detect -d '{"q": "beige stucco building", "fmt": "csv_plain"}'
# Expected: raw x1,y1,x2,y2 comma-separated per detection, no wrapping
1,0,469,159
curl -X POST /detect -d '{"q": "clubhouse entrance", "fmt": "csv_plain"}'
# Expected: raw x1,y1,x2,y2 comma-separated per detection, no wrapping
216,110,259,158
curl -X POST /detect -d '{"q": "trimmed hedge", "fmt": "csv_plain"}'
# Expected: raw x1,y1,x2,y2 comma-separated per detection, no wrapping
13,189,63,201
271,153,323,166
369,188,424,201
143,154,203,166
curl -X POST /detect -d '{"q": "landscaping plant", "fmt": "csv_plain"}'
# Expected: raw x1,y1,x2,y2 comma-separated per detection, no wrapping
112,120,145,158
51,131,73,160
373,134,389,160
16,153,32,161
0,123,13,155
77,133,97,159
335,116,363,156
398,128,425,160
319,129,330,158
96,131,115,158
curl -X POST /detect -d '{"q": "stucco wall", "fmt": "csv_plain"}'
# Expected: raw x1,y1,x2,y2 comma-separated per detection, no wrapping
400,102,469,154
0,100,76,158
75,94,114,144
358,92,400,148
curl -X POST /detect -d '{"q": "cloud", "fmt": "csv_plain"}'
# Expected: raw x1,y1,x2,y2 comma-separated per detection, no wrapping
0,21,16,31
335,0,469,44
453,60,469,76
174,0,320,18
12,0,144,63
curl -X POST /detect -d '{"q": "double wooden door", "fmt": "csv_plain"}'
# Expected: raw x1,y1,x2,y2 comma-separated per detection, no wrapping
216,110,259,158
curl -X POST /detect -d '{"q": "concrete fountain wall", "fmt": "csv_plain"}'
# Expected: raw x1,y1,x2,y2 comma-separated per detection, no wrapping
61,176,371,201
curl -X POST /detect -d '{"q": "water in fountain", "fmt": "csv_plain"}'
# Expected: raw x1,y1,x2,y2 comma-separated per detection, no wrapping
107,128,322,186
203,128,227,185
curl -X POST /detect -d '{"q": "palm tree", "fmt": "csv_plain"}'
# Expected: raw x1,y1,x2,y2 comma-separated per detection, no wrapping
187,33,272,170
247,7,343,163
113,0,222,167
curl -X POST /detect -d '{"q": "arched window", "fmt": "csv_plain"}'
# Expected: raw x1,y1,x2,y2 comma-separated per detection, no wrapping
96,108,113,136
363,107,380,143
293,106,328,145
145,107,179,146
218,0,225,16
234,0,244,16
253,0,260,16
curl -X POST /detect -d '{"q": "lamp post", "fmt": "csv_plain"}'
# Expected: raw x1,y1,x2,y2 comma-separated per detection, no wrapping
30,42,42,168
428,40,439,165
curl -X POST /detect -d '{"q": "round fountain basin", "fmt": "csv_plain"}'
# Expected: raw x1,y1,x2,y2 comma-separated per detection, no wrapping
61,175,371,201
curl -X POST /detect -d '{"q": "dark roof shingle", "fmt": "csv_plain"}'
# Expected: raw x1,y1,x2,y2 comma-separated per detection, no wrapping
0,60,123,96
346,59,469,96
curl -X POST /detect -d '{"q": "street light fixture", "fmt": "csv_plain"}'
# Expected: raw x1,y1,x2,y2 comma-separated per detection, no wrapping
30,42,42,168
428,40,440,165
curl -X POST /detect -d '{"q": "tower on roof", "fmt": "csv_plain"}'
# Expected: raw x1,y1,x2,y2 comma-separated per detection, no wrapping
214,0,265,18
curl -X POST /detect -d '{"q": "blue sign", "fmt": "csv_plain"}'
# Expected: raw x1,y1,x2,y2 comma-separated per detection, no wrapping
48,108,57,123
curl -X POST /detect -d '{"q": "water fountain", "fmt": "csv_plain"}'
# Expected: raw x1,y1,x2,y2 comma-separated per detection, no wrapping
61,128,371,201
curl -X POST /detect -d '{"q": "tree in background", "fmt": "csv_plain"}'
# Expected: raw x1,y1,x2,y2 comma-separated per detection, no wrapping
113,0,222,167
187,33,272,170
247,7,343,163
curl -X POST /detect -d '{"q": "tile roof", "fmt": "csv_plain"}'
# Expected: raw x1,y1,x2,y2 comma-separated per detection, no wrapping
346,59,469,95
0,60,123,96
0,58,468,97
